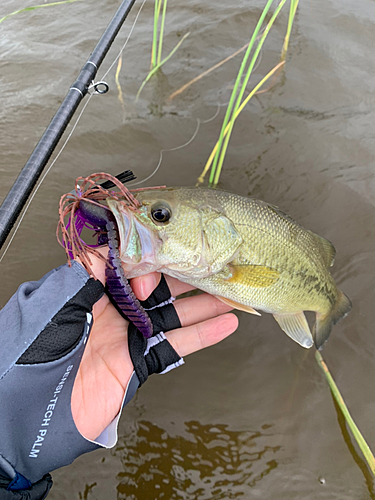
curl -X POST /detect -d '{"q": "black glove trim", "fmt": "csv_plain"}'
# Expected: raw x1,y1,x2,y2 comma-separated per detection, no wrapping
0,261,92,380
128,324,184,386
139,275,181,334
139,275,171,308
17,279,104,364
147,302,181,334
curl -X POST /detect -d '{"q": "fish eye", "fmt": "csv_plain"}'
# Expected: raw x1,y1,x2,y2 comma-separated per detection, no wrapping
150,203,172,223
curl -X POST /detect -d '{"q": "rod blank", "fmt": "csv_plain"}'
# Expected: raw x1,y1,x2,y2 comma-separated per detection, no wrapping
0,0,137,250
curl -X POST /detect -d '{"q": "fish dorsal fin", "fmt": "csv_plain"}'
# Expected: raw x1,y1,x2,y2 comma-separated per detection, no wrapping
308,231,336,268
273,312,314,348
226,264,280,288
216,296,261,316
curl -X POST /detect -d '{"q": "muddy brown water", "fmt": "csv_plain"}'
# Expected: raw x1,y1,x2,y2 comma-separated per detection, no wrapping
1,0,375,498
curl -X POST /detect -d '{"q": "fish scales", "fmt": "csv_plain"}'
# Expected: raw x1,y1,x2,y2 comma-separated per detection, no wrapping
108,187,351,348
181,190,336,312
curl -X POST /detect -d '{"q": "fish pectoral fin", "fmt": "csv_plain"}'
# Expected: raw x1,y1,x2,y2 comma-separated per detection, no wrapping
226,264,280,288
273,312,314,349
216,296,261,316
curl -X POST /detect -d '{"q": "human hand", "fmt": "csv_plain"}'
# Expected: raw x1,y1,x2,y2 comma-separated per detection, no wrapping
72,249,239,440
0,252,238,492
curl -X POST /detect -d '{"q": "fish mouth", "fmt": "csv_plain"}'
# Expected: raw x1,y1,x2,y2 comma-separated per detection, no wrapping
107,199,162,278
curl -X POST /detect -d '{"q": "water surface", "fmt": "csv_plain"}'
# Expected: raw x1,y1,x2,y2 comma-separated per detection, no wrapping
1,0,375,498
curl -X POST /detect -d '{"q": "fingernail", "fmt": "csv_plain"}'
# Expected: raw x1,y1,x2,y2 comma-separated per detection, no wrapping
139,274,157,300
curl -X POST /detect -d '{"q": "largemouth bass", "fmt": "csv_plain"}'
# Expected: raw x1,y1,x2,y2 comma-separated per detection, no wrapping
107,187,351,349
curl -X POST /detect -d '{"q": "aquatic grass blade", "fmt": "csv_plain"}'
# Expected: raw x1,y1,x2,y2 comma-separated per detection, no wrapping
136,32,190,101
197,61,285,185
281,0,299,61
315,351,375,475
157,0,168,65
0,0,82,25
115,55,126,122
209,0,275,185
168,42,250,101
151,0,161,68
211,0,289,186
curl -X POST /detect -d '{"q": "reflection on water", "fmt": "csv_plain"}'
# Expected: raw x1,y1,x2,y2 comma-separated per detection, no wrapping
114,420,280,499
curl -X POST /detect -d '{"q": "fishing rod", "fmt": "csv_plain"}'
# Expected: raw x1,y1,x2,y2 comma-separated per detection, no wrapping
0,0,137,251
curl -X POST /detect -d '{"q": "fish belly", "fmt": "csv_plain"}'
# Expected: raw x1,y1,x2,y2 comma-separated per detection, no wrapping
176,269,333,316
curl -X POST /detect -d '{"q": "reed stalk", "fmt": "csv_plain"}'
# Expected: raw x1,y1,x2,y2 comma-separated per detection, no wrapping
281,0,299,61
197,60,285,185
115,55,126,121
210,0,291,186
157,0,168,65
138,0,187,100
0,0,81,25
137,32,189,101
208,0,275,186
168,42,250,101
151,0,162,68
315,351,375,476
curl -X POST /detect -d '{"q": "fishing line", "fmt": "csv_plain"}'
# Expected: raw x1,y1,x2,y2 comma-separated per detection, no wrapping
203,103,221,123
129,119,201,187
129,106,221,187
131,40,264,187
100,0,147,82
0,94,94,264
0,0,148,263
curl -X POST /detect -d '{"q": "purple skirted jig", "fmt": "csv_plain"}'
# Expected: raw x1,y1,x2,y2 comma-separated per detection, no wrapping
57,172,153,338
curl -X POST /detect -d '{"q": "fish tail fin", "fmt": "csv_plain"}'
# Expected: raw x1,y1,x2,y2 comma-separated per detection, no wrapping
313,290,352,349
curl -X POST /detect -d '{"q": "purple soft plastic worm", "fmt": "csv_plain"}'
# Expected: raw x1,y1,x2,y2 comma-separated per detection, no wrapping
105,220,153,337
77,201,153,338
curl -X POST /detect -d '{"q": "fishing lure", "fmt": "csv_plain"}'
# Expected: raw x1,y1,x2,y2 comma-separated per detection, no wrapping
57,172,153,338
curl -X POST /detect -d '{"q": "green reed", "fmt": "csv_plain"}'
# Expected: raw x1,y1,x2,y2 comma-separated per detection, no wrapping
0,0,81,25
208,0,297,186
151,0,163,69
206,0,301,186
281,0,299,61
137,32,189,101
315,351,375,475
157,0,168,66
137,0,188,100
197,60,285,185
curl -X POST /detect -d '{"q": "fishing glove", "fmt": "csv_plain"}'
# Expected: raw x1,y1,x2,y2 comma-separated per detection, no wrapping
0,262,183,499
127,274,184,387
